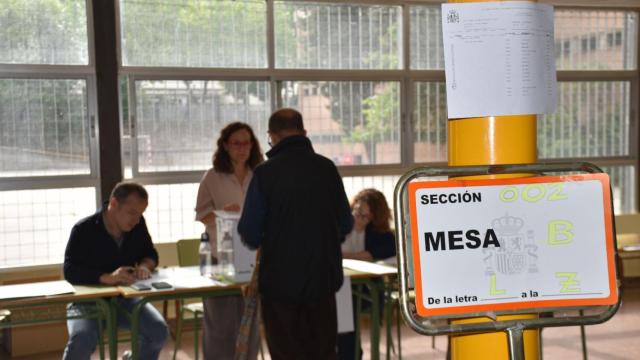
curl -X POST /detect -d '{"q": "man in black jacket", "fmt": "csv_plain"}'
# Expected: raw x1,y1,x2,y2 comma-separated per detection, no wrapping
239,108,353,359
62,182,168,360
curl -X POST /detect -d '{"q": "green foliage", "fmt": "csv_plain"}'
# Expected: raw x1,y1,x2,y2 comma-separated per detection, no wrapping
274,3,297,67
0,0,87,64
537,82,629,158
121,0,267,68
0,1,89,162
351,85,397,144
289,4,402,156
413,83,448,147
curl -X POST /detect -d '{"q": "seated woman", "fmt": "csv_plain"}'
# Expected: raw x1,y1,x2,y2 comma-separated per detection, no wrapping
342,188,396,262
338,188,396,360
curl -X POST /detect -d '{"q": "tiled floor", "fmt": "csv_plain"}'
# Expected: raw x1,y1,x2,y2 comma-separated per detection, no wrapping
3,280,639,359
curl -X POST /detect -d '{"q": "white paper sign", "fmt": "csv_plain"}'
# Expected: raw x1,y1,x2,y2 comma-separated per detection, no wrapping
342,259,397,275
442,2,557,118
336,276,354,333
408,174,617,316
0,280,75,300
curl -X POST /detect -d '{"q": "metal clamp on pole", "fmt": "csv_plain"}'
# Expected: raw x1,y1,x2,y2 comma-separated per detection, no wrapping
393,162,621,360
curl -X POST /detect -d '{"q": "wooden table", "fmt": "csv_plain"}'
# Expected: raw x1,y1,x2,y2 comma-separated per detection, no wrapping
0,282,120,360
120,264,396,360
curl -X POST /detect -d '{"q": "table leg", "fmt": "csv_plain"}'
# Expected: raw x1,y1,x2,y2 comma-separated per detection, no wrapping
108,297,118,360
355,284,363,360
96,299,118,360
366,279,381,360
130,299,147,360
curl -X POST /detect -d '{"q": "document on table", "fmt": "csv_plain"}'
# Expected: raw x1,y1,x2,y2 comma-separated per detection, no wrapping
342,259,397,275
0,280,75,300
442,1,557,118
131,267,226,290
336,276,354,333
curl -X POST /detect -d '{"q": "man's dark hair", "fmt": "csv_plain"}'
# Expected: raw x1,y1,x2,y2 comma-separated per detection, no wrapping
110,182,148,202
268,108,305,134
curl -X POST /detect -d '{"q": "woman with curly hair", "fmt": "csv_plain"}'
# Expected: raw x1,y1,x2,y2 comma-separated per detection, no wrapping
341,188,396,262
338,188,396,360
194,121,264,359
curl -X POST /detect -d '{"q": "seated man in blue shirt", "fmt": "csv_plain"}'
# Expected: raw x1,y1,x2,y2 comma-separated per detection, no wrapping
62,182,168,360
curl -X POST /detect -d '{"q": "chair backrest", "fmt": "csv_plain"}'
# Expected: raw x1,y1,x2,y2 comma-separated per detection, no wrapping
176,238,201,266
616,214,640,235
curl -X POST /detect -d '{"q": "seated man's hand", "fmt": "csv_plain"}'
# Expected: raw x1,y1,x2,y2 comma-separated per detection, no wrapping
99,266,136,285
134,265,152,280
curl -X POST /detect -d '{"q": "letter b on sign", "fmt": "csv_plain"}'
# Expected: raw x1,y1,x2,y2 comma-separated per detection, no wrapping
548,220,574,245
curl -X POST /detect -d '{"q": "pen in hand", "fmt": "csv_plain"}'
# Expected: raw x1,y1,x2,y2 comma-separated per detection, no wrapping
133,263,152,280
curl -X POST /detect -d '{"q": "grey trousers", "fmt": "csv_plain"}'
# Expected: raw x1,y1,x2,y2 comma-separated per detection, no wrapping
202,294,260,360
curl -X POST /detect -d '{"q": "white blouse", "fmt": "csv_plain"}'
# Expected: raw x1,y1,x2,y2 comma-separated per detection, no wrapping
194,168,252,253
341,229,365,254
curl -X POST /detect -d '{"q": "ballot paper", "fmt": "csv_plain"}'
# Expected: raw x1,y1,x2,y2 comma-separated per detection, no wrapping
442,1,557,118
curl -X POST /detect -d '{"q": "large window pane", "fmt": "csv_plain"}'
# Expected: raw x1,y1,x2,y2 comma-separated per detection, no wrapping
275,2,402,69
0,187,96,267
281,81,401,165
555,10,637,70
604,165,636,214
410,6,444,70
414,82,447,162
0,79,90,177
343,175,400,209
539,81,631,159
120,0,267,68
408,8,639,71
134,80,271,172
0,0,88,65
144,183,203,243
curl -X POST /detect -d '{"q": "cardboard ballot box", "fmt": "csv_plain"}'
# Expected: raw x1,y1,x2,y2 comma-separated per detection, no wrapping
214,210,256,282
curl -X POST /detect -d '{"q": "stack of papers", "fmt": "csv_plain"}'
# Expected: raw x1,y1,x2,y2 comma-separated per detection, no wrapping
0,280,75,300
131,267,227,290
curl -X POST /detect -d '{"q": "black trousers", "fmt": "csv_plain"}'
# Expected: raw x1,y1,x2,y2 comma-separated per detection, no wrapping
261,294,338,360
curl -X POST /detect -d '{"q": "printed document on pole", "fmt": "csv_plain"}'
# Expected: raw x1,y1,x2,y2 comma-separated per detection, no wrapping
442,2,557,118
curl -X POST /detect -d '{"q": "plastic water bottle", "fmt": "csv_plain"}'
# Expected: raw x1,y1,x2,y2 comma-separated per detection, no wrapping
218,230,235,277
199,232,212,276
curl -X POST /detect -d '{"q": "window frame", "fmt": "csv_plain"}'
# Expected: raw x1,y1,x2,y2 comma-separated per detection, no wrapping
0,0,101,269
0,0,636,269
0,0,99,198
118,2,638,201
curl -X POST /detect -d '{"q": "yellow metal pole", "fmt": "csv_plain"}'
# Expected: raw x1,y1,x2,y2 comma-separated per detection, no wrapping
449,115,536,175
447,0,540,359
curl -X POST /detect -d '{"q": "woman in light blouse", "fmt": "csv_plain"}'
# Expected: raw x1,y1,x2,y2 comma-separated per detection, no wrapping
195,122,263,359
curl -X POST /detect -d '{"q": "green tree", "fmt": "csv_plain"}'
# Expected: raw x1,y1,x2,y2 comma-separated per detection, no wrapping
0,0,89,171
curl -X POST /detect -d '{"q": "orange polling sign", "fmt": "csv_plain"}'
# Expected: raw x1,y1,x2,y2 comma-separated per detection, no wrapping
407,173,617,317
